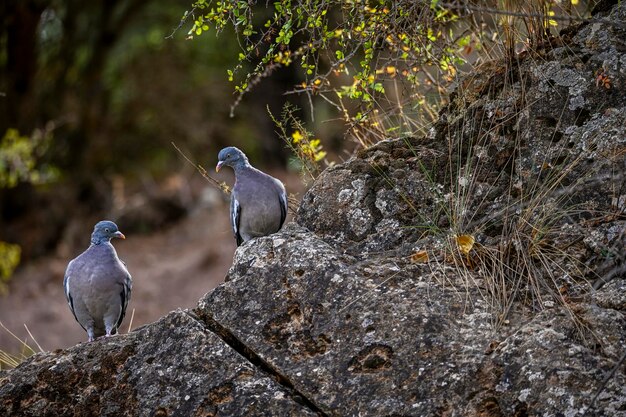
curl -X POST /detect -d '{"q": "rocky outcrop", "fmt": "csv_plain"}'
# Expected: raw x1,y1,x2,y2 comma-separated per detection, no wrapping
2,2,625,416
0,310,318,416
198,225,626,416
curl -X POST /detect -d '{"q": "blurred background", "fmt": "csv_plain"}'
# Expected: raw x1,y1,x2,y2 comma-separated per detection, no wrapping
0,0,321,353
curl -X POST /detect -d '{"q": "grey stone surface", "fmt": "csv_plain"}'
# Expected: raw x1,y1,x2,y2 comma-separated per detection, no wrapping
0,310,317,417
197,226,626,416
197,227,494,415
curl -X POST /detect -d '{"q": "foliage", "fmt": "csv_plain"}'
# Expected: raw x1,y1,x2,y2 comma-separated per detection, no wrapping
0,127,56,286
0,242,21,295
181,0,591,172
185,0,469,147
2,0,250,182
2,0,272,285
268,103,328,181
0,128,57,189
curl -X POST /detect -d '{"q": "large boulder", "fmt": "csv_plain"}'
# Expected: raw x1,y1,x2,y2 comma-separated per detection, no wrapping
197,226,621,416
0,311,318,416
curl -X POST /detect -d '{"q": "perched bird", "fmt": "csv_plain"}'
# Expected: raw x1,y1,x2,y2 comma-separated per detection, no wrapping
63,220,132,342
216,146,287,246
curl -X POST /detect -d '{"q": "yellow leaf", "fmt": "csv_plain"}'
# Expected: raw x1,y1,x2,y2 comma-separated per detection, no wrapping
292,130,303,143
547,10,558,27
314,151,327,162
455,234,475,255
410,250,429,263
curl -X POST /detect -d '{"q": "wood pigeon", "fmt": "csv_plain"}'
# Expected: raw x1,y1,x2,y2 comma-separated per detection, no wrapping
63,220,132,342
216,147,287,246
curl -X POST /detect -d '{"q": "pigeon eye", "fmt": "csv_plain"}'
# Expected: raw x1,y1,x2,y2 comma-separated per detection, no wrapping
105,228,110,233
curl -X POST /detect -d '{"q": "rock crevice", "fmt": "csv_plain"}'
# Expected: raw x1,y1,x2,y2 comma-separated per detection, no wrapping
194,309,330,417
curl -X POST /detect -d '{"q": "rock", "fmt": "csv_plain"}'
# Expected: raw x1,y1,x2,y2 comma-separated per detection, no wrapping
197,226,497,415
0,310,317,416
196,226,626,416
482,305,626,417
296,139,442,256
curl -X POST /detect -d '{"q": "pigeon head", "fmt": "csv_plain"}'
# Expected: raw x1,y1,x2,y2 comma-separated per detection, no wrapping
216,147,249,172
91,220,125,245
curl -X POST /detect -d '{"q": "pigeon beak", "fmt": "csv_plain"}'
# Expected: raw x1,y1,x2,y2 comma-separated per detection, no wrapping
113,231,126,240
216,161,224,172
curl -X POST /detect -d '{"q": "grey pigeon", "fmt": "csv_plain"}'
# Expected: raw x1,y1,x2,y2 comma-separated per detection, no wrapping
63,220,132,342
216,147,287,246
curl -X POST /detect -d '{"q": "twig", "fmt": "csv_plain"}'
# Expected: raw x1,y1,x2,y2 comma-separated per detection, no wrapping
165,7,197,40
127,308,136,334
229,61,281,118
171,142,231,194
23,324,44,353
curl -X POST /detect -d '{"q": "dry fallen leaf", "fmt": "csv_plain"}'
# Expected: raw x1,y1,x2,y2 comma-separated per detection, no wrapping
410,250,429,264
455,234,475,255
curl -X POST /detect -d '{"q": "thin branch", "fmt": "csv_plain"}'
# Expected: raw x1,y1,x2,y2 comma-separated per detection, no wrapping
23,324,44,353
165,7,197,40
127,308,136,334
171,142,230,194
229,61,282,117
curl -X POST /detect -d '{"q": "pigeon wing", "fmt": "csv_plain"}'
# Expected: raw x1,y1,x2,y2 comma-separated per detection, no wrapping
231,195,243,246
113,268,132,333
63,260,87,332
278,186,287,229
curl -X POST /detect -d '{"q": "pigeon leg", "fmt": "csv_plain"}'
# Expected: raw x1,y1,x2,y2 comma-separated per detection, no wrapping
104,317,118,338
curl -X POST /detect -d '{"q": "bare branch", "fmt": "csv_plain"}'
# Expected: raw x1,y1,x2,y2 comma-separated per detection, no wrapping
165,7,197,40
171,141,230,194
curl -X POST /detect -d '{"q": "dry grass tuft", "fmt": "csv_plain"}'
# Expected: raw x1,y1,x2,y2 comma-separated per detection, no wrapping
0,321,44,370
